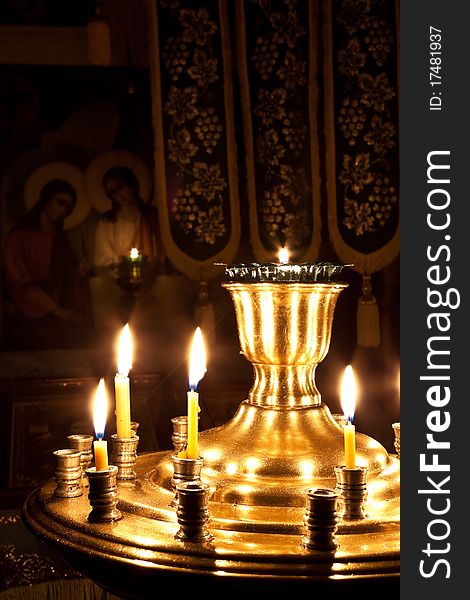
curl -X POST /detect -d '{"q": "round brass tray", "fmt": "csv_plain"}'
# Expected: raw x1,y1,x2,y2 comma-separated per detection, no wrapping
23,417,399,598
23,277,399,597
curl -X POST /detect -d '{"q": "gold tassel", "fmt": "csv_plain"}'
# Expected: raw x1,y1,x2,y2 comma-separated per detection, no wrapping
194,280,216,347
357,275,380,348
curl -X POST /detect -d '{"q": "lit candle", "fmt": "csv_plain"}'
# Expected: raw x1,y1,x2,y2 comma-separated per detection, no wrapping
185,327,207,459
115,323,133,439
129,247,142,280
278,246,289,263
93,378,109,471
340,365,357,469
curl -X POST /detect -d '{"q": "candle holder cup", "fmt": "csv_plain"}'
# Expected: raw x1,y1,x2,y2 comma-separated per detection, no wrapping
334,465,369,520
53,449,83,498
170,454,204,507
171,416,188,453
392,422,400,458
67,434,94,486
111,434,139,481
175,481,213,543
301,488,339,552
86,465,122,523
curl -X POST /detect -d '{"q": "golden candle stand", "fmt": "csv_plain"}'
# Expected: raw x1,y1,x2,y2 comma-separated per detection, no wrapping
22,263,399,598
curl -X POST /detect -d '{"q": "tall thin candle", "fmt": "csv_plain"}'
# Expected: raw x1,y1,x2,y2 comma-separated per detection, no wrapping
93,378,109,471
115,323,133,439
340,365,357,469
186,327,207,459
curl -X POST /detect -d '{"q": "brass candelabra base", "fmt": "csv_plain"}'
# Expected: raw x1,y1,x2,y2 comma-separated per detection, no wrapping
23,444,399,598
23,398,399,597
22,274,399,597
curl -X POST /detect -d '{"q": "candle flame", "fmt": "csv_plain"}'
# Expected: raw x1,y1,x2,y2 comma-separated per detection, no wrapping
117,323,133,376
340,365,357,422
130,247,140,259
93,378,108,439
278,247,289,264
189,327,207,390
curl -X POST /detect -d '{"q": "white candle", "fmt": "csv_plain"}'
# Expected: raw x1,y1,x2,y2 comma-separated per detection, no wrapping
340,365,357,469
93,378,109,471
278,246,289,263
115,324,133,439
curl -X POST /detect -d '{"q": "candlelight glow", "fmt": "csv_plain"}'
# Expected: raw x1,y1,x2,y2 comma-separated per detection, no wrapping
130,247,140,259
299,459,315,477
117,323,133,376
93,378,108,438
189,327,207,390
226,462,237,475
340,365,357,422
245,457,261,473
278,246,289,263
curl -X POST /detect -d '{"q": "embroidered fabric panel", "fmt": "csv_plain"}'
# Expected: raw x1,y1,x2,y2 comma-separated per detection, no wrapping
325,0,399,273
237,0,322,262
150,0,240,279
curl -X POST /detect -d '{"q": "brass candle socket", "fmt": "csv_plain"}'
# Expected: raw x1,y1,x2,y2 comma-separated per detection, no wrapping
86,465,122,523
111,434,140,481
301,488,339,551
53,449,83,498
334,466,369,520
392,422,400,458
171,416,188,453
175,481,213,543
67,434,93,486
170,454,204,507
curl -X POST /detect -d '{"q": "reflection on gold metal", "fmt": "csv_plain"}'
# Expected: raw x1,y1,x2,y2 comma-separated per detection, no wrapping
392,421,401,458
23,279,399,597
